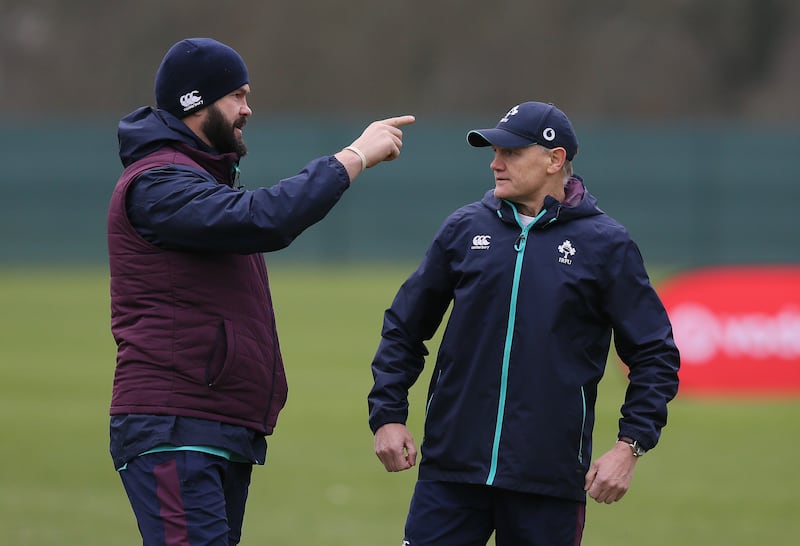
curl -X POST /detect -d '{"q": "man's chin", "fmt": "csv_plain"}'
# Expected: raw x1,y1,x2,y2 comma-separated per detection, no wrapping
493,188,509,200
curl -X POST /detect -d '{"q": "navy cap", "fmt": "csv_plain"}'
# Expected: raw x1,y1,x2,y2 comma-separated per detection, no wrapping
467,102,579,160
155,38,249,119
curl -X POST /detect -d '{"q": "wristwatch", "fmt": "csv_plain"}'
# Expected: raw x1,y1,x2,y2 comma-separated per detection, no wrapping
619,436,646,457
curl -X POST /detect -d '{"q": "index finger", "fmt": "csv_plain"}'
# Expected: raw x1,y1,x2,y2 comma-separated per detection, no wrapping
381,115,416,127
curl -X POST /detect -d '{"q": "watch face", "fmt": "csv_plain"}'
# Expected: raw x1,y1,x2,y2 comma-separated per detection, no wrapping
632,442,645,457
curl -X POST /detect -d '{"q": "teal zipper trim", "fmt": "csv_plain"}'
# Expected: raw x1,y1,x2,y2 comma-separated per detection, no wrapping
486,204,547,485
425,370,442,416
116,444,252,471
578,386,587,463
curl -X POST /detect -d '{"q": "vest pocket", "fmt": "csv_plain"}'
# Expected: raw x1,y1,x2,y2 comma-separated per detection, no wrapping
205,319,236,387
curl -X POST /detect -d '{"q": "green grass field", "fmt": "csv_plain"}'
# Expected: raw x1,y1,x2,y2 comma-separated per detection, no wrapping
1,264,798,545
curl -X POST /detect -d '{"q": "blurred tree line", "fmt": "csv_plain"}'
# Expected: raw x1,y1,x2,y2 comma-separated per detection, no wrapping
1,0,798,122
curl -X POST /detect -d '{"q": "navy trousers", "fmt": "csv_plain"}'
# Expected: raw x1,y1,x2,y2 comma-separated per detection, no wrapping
119,451,253,546
403,480,585,546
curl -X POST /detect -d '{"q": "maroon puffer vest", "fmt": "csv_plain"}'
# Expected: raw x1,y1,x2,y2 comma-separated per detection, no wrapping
108,147,287,434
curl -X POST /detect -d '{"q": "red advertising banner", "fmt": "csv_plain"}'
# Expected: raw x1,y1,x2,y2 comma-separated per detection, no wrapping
658,266,800,396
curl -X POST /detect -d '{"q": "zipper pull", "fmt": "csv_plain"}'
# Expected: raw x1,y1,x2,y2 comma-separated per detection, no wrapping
514,232,526,251
232,163,244,190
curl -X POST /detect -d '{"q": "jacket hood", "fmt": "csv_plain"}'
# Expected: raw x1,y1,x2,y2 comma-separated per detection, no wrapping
482,175,604,227
118,106,211,168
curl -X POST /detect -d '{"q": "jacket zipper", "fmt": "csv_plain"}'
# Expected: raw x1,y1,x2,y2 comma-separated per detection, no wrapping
426,369,442,416
486,205,547,485
578,386,587,463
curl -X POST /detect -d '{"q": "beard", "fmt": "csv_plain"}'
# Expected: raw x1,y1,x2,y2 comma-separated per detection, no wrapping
202,104,248,157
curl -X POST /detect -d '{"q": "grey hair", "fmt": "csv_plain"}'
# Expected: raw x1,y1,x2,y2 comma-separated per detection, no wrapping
563,160,573,182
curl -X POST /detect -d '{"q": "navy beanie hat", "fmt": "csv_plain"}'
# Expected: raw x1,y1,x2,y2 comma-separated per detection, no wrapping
155,38,249,119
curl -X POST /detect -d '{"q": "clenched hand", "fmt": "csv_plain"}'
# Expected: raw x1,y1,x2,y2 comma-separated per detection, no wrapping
374,423,417,472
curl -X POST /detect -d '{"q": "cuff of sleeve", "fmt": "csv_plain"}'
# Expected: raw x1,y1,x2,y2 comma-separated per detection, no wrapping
329,155,353,187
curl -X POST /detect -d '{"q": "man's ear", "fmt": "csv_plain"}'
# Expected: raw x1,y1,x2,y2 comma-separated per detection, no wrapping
547,147,567,174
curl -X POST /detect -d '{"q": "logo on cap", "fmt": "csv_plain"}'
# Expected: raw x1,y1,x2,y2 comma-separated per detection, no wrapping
180,90,203,111
500,106,519,123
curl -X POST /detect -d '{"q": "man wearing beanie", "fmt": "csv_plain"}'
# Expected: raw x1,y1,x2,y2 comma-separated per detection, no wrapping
107,37,414,545
368,102,679,545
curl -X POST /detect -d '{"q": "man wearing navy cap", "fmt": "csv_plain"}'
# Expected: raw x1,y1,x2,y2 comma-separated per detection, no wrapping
368,101,679,545
107,37,413,545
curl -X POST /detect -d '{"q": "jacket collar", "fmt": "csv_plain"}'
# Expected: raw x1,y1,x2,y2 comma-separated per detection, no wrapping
171,142,240,187
483,176,601,227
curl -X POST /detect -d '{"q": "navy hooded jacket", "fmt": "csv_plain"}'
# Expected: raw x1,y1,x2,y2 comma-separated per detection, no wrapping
368,178,680,502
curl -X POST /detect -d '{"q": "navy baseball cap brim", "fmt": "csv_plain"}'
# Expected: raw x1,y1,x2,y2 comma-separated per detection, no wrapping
467,128,536,149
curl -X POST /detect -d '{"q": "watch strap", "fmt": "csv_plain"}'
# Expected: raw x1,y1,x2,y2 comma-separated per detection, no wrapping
618,436,646,457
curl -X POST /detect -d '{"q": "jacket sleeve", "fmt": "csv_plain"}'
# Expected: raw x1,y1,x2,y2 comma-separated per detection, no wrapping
604,237,680,451
126,156,350,254
368,223,455,434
